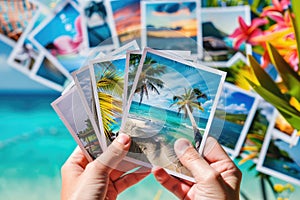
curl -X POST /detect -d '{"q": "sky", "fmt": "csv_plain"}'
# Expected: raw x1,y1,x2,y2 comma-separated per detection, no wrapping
145,1,197,31
132,50,223,119
201,6,250,35
218,83,256,115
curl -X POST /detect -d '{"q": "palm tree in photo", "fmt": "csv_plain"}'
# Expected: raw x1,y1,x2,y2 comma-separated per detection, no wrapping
95,62,124,141
170,88,208,150
134,57,167,105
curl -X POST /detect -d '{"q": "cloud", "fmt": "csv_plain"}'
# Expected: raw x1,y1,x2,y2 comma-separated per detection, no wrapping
225,103,248,114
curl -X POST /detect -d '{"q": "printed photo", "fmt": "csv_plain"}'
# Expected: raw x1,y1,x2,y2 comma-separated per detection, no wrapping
141,0,201,54
209,82,259,158
107,0,141,45
121,48,226,181
0,0,36,41
257,129,300,186
89,55,127,147
51,86,103,161
79,0,116,49
7,11,45,75
201,6,251,65
31,53,69,92
29,1,86,72
240,99,277,163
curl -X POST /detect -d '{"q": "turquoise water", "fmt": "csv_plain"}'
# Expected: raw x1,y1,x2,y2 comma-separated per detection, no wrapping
1,94,300,200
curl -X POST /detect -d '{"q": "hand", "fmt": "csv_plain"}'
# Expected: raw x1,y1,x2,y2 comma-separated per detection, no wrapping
61,133,150,200
153,137,242,200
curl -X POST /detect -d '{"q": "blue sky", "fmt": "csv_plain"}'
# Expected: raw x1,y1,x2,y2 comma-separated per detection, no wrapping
110,0,139,12
93,58,126,81
218,84,255,115
132,51,223,119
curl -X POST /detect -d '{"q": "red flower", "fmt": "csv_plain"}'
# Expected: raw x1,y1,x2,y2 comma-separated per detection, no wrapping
229,17,268,50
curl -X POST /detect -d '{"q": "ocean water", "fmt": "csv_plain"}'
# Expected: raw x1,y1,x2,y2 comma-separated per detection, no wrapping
2,94,300,200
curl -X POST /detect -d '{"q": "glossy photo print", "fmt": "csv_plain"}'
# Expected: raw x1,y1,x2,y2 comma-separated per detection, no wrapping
240,99,277,163
0,0,36,41
121,48,226,181
141,0,201,54
106,0,141,45
201,6,251,66
89,55,127,147
7,11,46,76
273,114,299,145
209,83,259,158
257,129,300,186
29,1,86,73
79,0,117,49
51,86,103,161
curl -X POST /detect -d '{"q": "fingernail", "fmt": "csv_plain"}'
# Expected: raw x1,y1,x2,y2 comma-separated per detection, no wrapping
116,133,130,145
174,138,191,157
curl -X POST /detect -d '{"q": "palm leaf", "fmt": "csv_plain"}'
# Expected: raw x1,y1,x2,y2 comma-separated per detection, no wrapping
248,79,300,130
267,43,300,101
291,0,300,71
248,55,286,100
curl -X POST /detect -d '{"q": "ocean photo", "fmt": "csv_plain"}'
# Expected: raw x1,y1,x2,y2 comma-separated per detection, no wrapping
142,1,199,54
262,135,300,182
209,83,258,156
123,48,224,179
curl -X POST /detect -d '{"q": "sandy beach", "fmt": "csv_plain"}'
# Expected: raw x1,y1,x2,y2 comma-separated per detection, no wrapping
123,117,193,177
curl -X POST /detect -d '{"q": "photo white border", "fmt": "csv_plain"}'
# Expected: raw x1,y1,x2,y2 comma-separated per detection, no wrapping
257,116,300,186
200,5,252,67
220,82,260,158
141,0,202,56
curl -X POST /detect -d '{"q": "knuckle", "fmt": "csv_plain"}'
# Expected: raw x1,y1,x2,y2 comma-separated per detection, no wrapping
203,169,221,182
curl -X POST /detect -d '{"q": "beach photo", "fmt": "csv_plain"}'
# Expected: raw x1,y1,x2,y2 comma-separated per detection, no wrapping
201,6,251,65
141,0,201,54
79,0,116,49
51,86,103,161
31,54,69,92
89,55,127,147
107,0,141,45
29,1,86,72
240,99,277,163
121,48,225,180
257,130,300,186
209,82,259,158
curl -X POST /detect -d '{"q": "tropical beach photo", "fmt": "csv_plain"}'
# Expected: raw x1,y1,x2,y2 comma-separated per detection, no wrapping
257,131,300,185
121,48,225,179
201,6,251,63
141,0,200,54
108,0,141,45
79,0,115,48
209,83,259,157
52,87,102,160
90,56,126,146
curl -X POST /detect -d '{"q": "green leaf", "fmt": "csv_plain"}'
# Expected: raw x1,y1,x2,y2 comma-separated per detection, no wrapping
248,79,300,130
248,55,286,99
267,43,300,101
291,0,300,72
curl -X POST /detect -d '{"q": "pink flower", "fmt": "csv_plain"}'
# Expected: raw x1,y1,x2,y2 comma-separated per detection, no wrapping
261,0,290,16
229,16,268,50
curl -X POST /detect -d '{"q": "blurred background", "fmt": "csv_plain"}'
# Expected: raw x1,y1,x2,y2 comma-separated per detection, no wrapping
1,0,300,199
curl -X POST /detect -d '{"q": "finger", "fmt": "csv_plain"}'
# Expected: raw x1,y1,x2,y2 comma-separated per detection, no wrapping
114,166,151,194
110,161,147,182
92,133,131,174
203,136,232,164
62,146,89,173
153,167,191,199
174,138,221,184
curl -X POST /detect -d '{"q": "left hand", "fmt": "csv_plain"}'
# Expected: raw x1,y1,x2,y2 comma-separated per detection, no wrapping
61,133,150,200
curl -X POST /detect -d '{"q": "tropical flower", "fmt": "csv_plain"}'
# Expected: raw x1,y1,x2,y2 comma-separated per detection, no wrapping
229,16,268,49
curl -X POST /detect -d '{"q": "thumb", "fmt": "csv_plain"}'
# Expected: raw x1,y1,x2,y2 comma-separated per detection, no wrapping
95,133,131,173
174,138,219,183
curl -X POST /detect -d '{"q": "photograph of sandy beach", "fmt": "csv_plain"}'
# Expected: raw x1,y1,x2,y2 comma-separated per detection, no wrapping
122,48,225,180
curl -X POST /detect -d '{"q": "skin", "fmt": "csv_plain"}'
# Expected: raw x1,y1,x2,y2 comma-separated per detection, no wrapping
153,137,242,200
61,133,150,200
